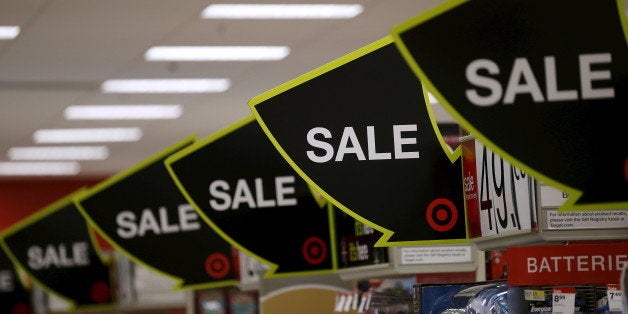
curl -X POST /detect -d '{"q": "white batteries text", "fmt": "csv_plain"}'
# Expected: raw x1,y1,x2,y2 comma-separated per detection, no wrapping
306,125,420,163
465,53,615,106
526,254,627,273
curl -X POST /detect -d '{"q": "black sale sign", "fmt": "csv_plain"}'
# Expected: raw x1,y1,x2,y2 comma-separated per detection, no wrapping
166,116,336,277
0,192,114,310
0,247,32,314
249,36,467,246
75,137,239,290
391,0,628,211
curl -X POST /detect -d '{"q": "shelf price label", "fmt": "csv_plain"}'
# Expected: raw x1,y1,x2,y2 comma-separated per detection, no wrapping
552,287,575,313
606,284,624,312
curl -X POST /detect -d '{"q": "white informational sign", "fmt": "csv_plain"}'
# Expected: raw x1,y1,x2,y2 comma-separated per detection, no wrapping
540,184,628,230
238,251,268,285
399,246,472,265
473,140,536,236
545,209,628,230
539,184,570,207
133,264,185,304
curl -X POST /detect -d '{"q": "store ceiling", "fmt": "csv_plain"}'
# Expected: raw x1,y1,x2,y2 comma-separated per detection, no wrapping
0,1,625,179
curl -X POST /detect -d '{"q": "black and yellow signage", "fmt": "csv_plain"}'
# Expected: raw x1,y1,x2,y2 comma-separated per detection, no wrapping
249,36,466,246
392,0,628,211
75,137,239,290
0,192,114,310
166,116,336,277
0,247,32,314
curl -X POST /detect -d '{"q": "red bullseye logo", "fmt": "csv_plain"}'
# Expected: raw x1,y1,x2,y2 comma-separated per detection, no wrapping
205,253,230,279
426,198,458,232
302,236,327,265
90,281,111,303
11,302,31,314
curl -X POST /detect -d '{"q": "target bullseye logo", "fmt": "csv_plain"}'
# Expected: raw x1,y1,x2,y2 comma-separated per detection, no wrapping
90,281,111,304
11,302,31,314
426,198,458,232
205,253,230,279
302,236,327,265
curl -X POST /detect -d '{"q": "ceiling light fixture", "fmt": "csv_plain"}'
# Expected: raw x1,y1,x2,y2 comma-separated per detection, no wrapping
201,4,364,19
101,79,231,93
33,128,142,143
8,146,110,160
0,26,20,40
145,46,290,61
0,161,81,176
65,104,183,120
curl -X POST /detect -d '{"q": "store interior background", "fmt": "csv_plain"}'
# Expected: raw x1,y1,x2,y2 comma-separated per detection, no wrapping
1,1,627,313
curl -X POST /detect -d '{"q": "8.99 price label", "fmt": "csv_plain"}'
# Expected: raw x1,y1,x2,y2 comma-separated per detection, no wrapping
552,287,575,313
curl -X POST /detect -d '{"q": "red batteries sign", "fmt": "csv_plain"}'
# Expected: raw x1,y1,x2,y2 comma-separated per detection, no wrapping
506,243,628,286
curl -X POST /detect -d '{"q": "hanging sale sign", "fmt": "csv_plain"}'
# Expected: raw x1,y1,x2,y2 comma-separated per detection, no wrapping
0,192,114,310
249,36,466,246
166,116,336,277
75,137,239,290
0,246,31,314
391,0,628,211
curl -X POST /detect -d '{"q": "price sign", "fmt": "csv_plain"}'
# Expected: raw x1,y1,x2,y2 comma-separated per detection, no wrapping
463,138,537,237
606,284,624,312
552,287,575,313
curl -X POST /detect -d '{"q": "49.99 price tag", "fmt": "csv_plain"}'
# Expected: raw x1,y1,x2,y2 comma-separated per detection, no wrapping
552,287,575,313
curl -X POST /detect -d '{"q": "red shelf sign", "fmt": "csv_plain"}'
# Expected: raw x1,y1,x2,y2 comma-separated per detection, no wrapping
506,243,628,286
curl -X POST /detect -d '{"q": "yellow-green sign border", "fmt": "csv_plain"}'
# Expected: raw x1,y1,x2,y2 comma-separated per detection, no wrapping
390,0,628,212
0,189,116,311
249,35,467,247
165,114,339,279
74,135,239,291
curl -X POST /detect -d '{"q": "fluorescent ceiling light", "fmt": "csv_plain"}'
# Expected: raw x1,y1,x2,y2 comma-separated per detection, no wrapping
33,128,142,143
65,104,182,120
8,146,109,160
145,46,290,61
101,79,230,93
0,26,20,40
0,161,80,176
201,4,364,19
